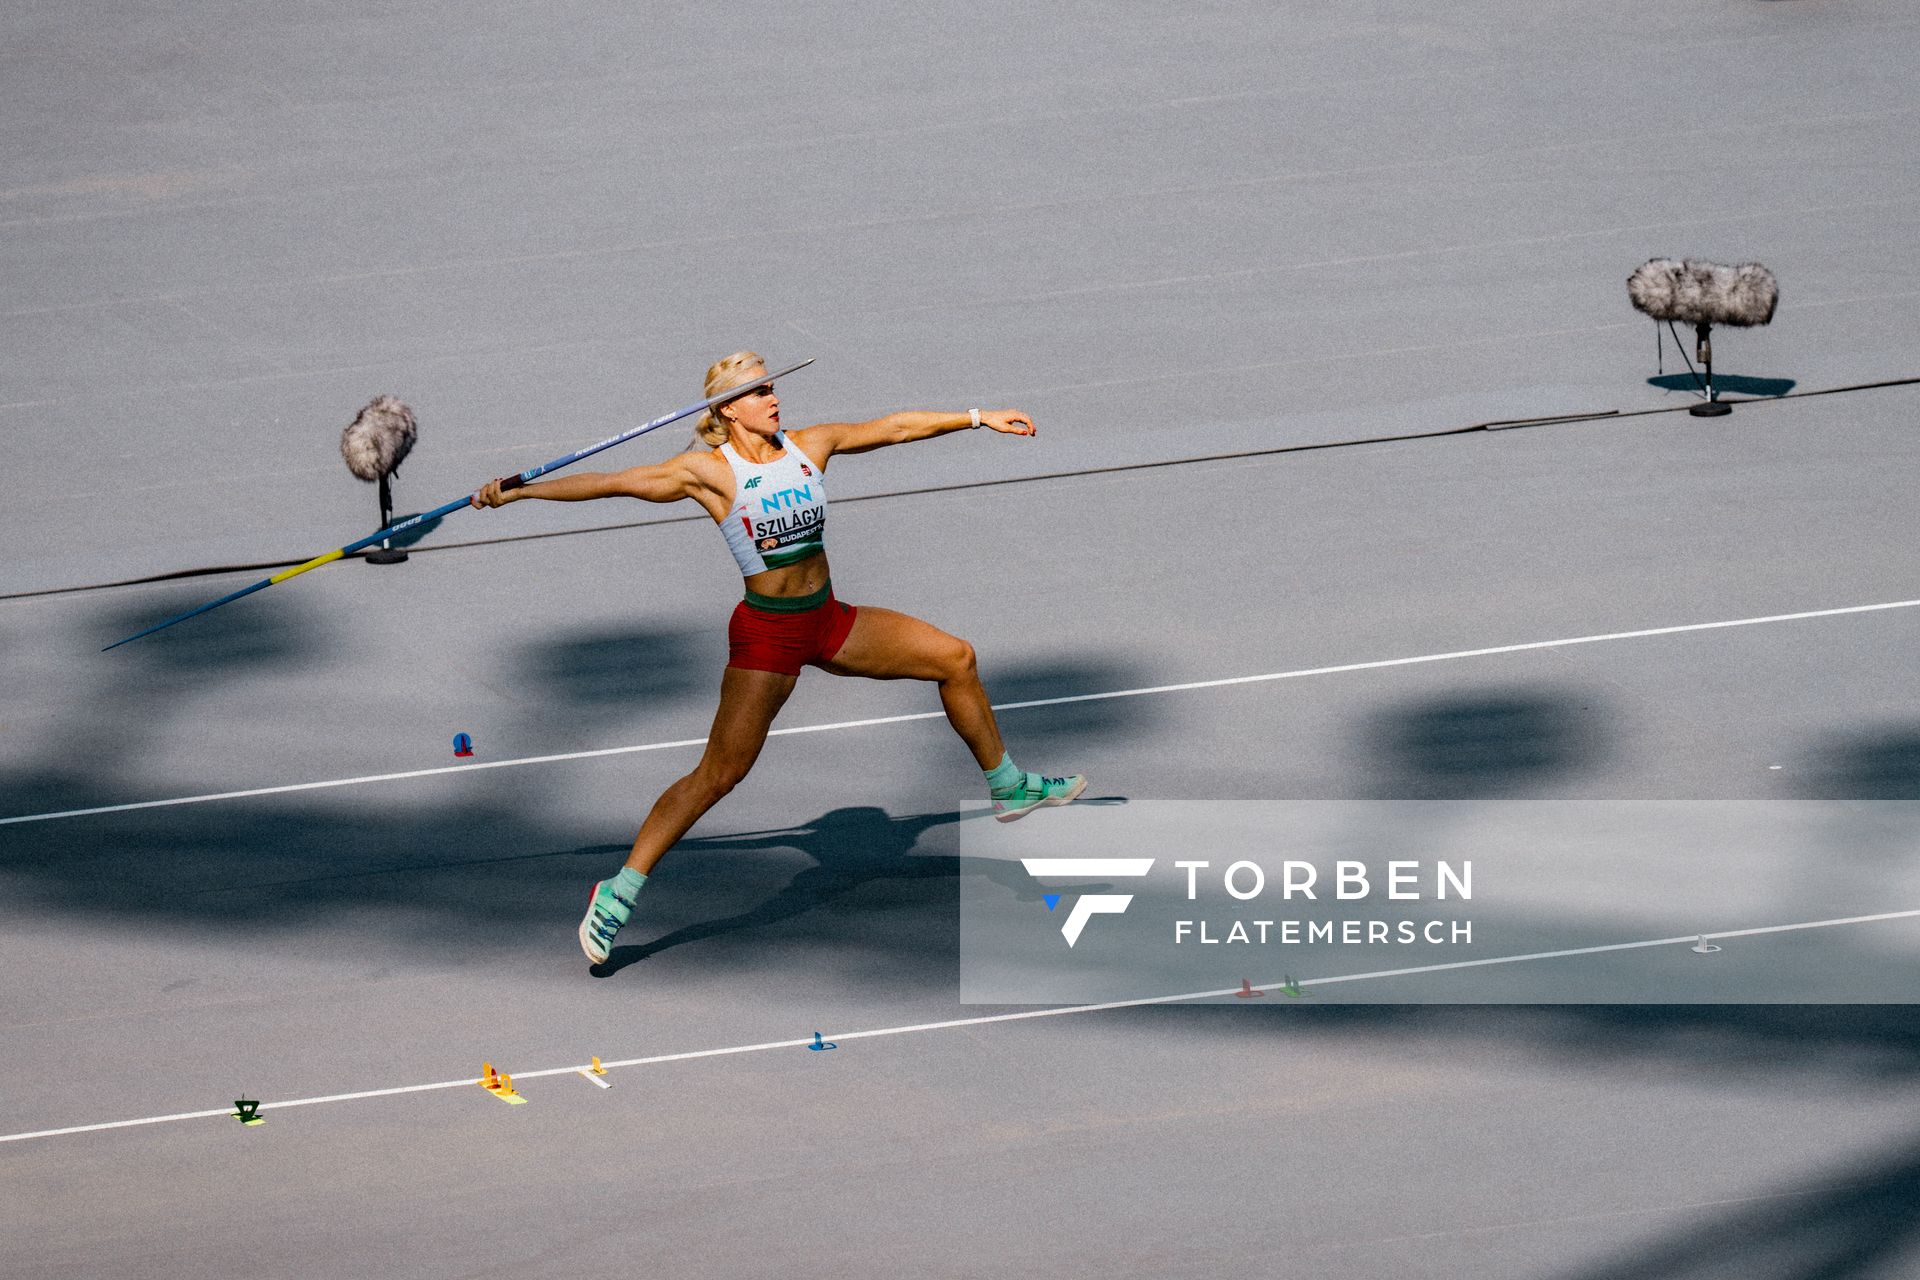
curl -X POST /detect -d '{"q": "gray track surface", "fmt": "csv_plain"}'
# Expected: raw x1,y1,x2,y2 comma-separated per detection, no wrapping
4,2,1920,1278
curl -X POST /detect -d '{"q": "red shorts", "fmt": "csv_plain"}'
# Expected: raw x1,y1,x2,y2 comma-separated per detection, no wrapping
727,592,858,676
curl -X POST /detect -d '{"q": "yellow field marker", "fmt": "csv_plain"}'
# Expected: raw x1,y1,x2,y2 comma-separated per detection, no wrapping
480,1062,526,1105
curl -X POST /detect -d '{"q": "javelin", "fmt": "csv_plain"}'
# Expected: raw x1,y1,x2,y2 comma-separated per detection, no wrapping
104,358,815,651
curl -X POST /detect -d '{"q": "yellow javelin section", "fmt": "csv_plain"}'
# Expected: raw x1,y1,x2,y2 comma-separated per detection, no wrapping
268,548,347,584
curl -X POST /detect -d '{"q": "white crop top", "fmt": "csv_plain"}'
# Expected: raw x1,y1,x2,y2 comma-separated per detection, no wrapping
716,433,828,576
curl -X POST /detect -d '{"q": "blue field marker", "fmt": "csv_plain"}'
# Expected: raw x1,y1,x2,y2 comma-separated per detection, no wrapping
808,1031,837,1051
1043,894,1061,912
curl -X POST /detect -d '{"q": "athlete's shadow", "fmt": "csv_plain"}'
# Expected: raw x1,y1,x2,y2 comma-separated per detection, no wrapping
589,802,1106,976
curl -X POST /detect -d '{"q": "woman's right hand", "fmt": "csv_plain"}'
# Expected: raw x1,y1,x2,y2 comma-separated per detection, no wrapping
471,477,517,509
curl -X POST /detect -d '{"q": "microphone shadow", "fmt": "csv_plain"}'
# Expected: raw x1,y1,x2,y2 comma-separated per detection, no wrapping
380,511,446,550
588,795,1125,977
1648,372,1796,398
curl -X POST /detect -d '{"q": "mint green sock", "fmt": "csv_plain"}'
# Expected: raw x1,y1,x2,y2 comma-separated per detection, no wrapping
985,752,1024,797
612,867,648,901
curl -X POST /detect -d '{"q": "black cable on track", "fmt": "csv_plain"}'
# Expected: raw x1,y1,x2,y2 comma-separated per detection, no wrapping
8,373,1917,604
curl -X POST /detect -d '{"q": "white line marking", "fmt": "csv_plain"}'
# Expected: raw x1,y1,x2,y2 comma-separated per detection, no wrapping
1287,907,1920,989
3,907,1913,1147
6,595,1917,827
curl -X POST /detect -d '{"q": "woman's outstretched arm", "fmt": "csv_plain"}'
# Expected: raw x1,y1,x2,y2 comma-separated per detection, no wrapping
795,409,1033,463
471,455,706,508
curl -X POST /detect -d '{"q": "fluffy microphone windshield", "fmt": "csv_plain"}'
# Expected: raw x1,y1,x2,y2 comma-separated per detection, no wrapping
1627,259,1778,328
340,395,417,481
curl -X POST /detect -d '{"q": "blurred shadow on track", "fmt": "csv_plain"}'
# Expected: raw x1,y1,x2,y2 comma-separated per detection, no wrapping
5,600,675,939
0,772,627,921
591,803,1057,977
97,589,328,676
380,511,444,550
1306,684,1920,1093
511,623,711,724
0,598,1119,997
1357,685,1609,797
979,653,1162,756
11,609,1918,1095
1796,727,1920,800
1548,1126,1920,1280
2,592,331,816
0,769,1079,1001
1092,1001,1920,1087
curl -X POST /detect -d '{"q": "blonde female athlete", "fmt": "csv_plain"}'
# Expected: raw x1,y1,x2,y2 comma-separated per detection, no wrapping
472,352,1087,964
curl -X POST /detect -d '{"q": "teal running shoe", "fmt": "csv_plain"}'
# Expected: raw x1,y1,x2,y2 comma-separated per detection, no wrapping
578,877,638,964
992,771,1088,823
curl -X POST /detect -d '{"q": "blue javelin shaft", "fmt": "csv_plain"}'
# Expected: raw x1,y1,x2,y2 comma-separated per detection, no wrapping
103,358,814,651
